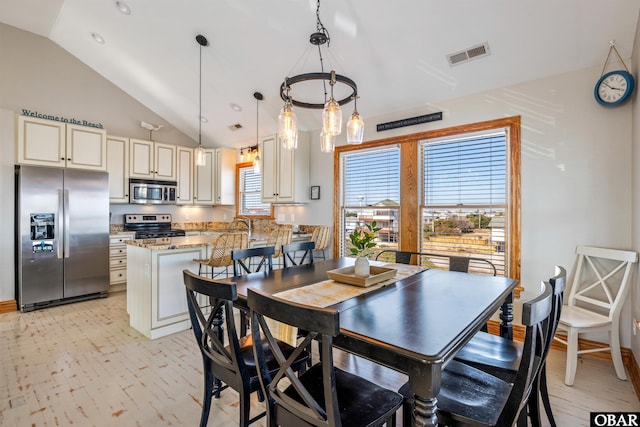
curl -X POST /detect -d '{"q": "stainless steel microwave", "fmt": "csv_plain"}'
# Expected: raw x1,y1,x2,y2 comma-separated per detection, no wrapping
129,179,177,205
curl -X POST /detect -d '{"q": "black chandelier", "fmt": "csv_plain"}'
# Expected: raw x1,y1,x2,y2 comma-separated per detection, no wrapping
278,0,364,152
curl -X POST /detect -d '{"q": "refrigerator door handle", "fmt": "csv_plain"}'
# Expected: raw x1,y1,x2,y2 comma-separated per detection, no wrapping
63,188,70,258
57,189,64,259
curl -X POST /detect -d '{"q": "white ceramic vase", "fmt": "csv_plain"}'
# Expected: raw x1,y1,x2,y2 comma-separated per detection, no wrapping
354,256,370,277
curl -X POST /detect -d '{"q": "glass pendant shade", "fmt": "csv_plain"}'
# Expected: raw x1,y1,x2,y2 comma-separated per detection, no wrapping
278,102,298,150
253,152,261,173
320,129,334,153
346,110,365,144
194,145,207,166
322,97,342,136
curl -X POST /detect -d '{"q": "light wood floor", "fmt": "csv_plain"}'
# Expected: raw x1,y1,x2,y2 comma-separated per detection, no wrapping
1,292,638,426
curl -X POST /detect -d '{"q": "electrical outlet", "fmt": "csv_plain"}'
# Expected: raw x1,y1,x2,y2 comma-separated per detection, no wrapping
290,214,295,222
223,213,227,220
277,214,285,222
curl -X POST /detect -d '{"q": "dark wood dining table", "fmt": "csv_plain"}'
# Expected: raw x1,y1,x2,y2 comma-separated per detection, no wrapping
231,257,519,427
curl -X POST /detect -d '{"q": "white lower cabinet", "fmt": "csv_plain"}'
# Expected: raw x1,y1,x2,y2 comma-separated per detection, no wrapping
127,245,207,339
109,234,133,292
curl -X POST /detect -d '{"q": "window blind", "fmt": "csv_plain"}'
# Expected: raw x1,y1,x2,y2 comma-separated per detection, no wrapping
420,131,507,276
342,146,401,207
239,166,270,216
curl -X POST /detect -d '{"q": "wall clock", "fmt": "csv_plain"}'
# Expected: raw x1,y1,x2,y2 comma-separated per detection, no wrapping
594,41,635,107
594,70,635,106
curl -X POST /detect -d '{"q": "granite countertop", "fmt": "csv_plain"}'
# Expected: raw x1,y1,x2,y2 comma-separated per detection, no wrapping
127,234,222,250
126,231,312,250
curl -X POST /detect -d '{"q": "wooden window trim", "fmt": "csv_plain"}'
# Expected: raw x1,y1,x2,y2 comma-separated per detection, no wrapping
235,161,274,219
333,116,521,295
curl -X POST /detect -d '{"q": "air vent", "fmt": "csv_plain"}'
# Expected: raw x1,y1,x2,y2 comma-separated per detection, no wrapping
447,42,491,66
228,123,243,131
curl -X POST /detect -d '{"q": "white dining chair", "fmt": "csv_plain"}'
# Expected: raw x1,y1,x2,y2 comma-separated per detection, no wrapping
554,245,638,385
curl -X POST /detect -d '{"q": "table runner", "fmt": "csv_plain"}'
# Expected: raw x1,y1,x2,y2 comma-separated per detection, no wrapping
266,262,425,345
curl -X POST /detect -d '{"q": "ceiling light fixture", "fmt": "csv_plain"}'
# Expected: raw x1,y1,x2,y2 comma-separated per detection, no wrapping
195,34,208,167
113,0,131,15
253,92,263,174
278,0,364,152
90,32,105,44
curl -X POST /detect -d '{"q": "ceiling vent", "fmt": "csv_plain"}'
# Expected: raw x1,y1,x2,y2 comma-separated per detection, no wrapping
228,123,243,131
447,42,491,66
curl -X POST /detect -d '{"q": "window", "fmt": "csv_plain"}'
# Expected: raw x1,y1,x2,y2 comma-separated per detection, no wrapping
334,116,520,284
421,131,507,275
339,146,401,256
236,163,272,217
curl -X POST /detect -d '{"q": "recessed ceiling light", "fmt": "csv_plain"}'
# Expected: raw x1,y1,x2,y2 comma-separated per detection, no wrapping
230,103,242,112
199,116,208,123
114,0,131,15
90,32,105,44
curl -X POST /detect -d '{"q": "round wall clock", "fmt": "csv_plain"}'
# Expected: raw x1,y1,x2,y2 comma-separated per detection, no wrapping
594,70,635,106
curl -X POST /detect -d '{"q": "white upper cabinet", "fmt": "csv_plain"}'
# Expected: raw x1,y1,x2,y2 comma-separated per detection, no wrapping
129,138,177,180
106,135,129,203
214,147,236,205
261,133,309,203
17,116,107,171
194,149,215,205
176,146,193,204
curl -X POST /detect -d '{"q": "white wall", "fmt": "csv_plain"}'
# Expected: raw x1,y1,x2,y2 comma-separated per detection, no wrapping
631,11,640,366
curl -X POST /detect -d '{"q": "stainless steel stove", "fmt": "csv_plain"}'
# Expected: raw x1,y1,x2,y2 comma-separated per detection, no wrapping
124,214,186,239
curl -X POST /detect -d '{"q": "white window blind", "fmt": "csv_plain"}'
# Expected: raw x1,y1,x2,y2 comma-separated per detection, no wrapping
420,131,507,275
340,146,401,255
239,166,270,216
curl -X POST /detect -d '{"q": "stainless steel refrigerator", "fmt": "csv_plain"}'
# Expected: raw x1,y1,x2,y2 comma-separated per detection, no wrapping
15,165,110,312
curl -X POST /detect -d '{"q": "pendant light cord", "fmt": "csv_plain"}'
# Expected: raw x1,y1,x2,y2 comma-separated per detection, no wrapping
198,42,202,147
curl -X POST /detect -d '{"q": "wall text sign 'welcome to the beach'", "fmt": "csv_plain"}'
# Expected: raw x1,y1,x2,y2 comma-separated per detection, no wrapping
21,109,104,129
376,112,442,132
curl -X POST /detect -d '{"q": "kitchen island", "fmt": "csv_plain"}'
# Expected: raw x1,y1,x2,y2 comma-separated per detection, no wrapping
126,234,221,339
125,232,311,339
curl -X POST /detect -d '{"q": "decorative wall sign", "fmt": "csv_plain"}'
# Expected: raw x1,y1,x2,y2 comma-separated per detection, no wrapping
310,186,320,200
376,112,442,132
21,109,104,129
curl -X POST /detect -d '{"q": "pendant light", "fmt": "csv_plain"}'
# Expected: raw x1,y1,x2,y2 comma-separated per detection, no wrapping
279,82,298,150
346,95,364,144
253,92,263,173
278,0,362,152
194,34,208,166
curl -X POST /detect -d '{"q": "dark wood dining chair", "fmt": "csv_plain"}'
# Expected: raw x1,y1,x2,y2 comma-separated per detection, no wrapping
453,266,566,426
183,270,309,427
248,288,404,427
399,280,553,427
375,249,497,276
282,241,315,268
232,245,275,276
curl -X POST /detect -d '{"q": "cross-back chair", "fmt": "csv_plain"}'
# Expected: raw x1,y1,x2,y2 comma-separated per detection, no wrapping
454,265,566,427
375,249,497,276
282,241,316,268
232,246,275,276
400,281,553,427
248,288,403,427
183,270,308,427
193,232,248,278
554,245,638,385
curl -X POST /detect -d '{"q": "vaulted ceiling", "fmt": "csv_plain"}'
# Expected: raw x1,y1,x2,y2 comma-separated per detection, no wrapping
1,0,639,148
